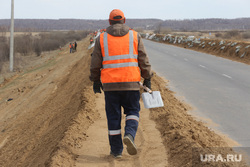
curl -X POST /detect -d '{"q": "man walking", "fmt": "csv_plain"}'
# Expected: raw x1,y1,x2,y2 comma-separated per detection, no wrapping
90,9,152,158
74,41,77,51
69,43,72,53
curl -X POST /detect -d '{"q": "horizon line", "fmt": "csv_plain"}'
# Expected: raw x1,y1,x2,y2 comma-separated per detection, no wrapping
0,17,250,21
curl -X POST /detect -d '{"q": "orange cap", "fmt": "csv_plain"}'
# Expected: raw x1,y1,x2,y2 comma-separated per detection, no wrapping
109,9,125,21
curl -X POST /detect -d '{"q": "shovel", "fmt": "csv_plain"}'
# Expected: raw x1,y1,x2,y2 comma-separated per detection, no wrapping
139,82,164,109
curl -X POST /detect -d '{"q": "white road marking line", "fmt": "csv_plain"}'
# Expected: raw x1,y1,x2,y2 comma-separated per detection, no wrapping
222,74,232,79
199,65,206,68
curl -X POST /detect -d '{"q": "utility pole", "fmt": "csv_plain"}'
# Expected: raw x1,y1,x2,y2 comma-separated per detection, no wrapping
9,0,14,72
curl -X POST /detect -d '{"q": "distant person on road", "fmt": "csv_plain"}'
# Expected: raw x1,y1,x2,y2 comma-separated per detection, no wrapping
72,43,75,52
90,37,94,44
90,9,152,158
74,41,77,51
69,43,72,53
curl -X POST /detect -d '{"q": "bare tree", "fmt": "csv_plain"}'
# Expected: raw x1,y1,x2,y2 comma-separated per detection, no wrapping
14,34,33,56
0,26,7,37
154,22,162,34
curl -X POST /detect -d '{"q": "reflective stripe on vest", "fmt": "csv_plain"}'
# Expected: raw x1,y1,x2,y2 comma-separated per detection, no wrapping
102,30,138,69
100,30,141,84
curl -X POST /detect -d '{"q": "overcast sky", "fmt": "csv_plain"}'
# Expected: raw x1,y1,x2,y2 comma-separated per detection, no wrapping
0,0,249,20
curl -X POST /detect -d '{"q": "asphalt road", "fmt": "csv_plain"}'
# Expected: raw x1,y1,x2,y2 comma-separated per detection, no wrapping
143,39,250,147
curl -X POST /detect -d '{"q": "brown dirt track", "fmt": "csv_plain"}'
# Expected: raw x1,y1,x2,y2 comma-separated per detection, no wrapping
0,37,248,167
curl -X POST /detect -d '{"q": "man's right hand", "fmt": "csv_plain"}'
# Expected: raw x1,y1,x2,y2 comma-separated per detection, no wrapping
143,79,151,89
93,81,103,94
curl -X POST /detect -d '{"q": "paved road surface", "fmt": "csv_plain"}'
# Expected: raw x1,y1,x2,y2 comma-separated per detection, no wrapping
143,39,250,147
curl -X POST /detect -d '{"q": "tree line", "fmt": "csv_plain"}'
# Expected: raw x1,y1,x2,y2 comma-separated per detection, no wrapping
0,18,249,32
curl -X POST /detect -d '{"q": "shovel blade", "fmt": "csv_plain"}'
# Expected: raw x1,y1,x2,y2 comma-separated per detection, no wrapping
88,42,95,49
141,91,164,109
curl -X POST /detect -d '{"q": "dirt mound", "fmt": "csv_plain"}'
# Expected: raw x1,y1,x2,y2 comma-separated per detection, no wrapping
46,86,99,167
0,38,98,167
183,39,250,65
151,34,250,65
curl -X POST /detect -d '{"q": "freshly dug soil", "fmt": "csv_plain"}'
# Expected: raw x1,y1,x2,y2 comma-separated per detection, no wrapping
0,38,97,167
0,36,248,167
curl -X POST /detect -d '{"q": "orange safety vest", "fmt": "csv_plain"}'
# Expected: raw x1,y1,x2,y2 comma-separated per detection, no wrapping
100,30,141,84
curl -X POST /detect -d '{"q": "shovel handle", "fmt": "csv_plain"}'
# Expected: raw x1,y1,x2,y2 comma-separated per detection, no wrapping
139,82,152,94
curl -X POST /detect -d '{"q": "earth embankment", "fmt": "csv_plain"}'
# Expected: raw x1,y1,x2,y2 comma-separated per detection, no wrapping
0,37,248,167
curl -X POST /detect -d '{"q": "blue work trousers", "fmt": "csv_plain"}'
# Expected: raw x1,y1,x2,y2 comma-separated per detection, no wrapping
104,91,140,154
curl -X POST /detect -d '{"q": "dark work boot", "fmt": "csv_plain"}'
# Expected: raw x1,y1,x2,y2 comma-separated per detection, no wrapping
110,151,122,158
123,134,137,155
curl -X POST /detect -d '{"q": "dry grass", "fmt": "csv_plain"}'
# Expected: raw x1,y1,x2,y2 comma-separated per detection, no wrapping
0,30,90,73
